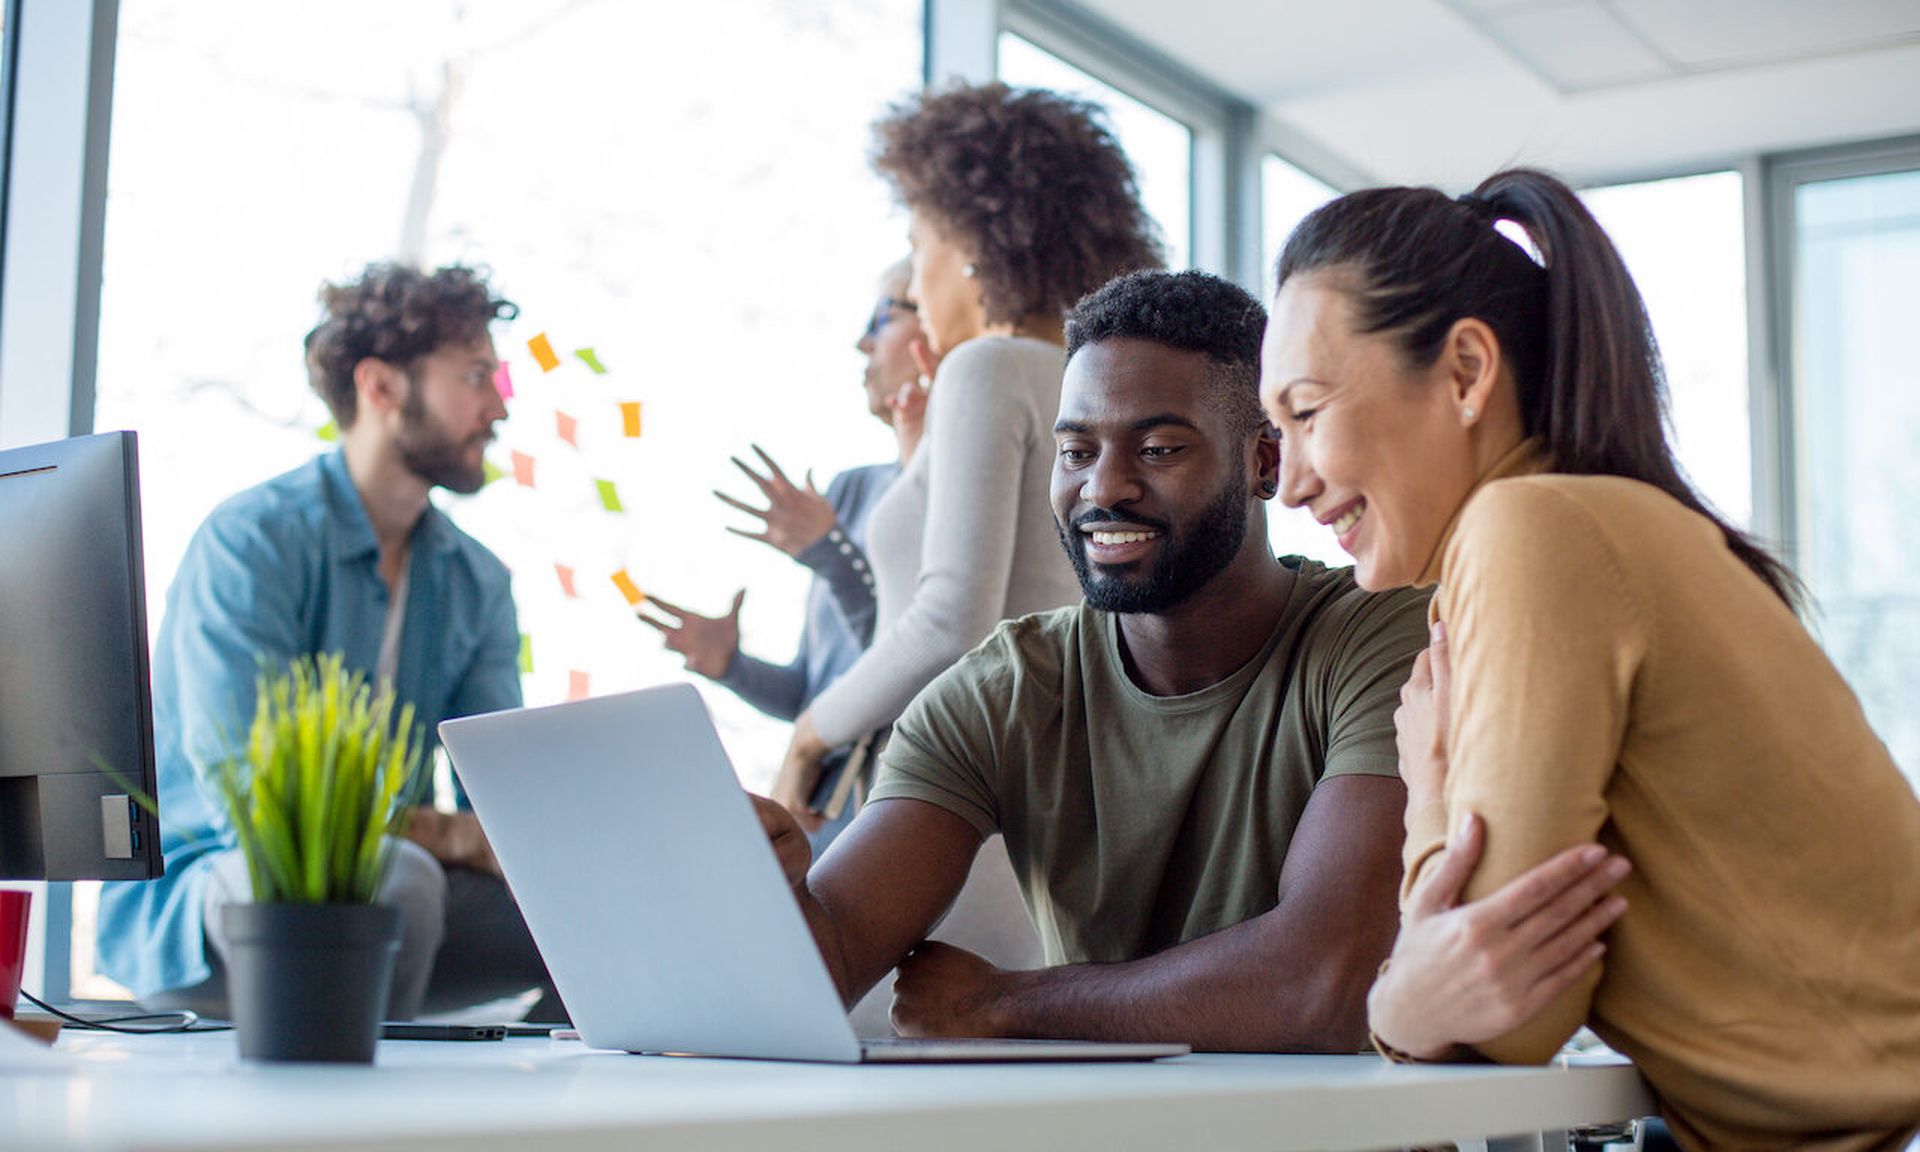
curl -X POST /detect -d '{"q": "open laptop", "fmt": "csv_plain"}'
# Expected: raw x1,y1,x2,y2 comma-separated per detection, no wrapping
439,684,1190,1064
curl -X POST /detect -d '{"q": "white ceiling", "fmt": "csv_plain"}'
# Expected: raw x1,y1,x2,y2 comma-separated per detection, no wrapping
1068,0,1920,187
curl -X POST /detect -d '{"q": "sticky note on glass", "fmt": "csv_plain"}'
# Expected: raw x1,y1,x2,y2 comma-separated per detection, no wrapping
620,401,643,439
567,670,590,701
317,421,340,442
595,478,623,512
555,410,578,447
609,569,644,607
575,347,608,375
511,450,536,488
528,333,560,373
493,361,515,400
517,634,533,675
555,563,578,598
482,458,505,487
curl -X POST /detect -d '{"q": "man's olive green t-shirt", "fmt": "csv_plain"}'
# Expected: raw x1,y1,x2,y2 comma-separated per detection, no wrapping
869,558,1431,966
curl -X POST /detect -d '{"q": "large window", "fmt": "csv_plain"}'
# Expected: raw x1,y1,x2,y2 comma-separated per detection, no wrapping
75,0,922,996
1786,160,1920,788
1582,172,1751,529
1259,153,1343,566
996,31,1192,270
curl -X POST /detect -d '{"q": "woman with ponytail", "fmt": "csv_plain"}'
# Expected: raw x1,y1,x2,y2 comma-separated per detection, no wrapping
1261,168,1920,1151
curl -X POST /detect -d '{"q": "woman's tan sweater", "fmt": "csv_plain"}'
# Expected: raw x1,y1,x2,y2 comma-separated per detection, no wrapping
1403,440,1920,1152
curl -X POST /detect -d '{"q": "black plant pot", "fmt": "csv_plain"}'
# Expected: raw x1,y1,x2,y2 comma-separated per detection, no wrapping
222,902,401,1064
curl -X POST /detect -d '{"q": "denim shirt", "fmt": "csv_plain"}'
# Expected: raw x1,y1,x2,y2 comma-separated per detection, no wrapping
96,451,521,998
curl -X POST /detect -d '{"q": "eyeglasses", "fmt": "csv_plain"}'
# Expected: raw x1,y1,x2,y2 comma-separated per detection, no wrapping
860,297,919,342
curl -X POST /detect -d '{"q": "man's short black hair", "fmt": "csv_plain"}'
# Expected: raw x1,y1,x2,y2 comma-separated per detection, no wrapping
1064,269,1268,438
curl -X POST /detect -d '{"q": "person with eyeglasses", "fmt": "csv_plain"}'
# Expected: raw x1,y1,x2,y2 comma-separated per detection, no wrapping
638,257,931,852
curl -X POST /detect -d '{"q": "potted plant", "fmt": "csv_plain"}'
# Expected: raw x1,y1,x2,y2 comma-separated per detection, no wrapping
214,652,423,1063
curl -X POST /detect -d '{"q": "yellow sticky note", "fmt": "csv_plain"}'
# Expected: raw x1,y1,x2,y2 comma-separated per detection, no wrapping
595,478,623,512
567,669,590,701
609,569,644,607
517,634,533,675
555,564,578,599
482,459,505,487
511,451,536,488
620,401,643,439
528,333,560,373
575,347,608,375
317,420,340,442
555,410,578,447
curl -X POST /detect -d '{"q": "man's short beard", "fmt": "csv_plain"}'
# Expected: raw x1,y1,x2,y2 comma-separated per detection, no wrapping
394,383,486,494
1057,472,1249,614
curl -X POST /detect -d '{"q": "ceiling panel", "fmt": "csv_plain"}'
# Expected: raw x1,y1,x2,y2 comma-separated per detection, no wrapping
1484,3,1674,90
1065,0,1920,186
1614,0,1920,67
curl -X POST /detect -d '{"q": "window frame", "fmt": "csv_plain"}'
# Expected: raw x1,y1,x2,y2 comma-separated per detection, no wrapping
1762,134,1920,568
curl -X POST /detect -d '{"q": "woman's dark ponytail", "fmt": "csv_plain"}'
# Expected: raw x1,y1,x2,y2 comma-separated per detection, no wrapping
1277,167,1800,609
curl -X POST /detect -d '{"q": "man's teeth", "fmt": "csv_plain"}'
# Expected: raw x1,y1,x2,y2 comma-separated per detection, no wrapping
1333,505,1364,535
1090,530,1159,545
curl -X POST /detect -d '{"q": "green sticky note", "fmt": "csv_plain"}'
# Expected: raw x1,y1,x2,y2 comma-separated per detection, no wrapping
317,420,339,442
575,347,608,375
595,478,624,512
482,458,505,487
517,633,533,675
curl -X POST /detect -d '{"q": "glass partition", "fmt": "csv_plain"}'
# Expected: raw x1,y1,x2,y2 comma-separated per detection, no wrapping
1789,163,1920,789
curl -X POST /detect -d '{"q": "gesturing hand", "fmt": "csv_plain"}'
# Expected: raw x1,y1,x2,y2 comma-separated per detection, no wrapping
636,590,744,680
891,337,939,464
1395,621,1452,812
714,444,837,557
1367,813,1631,1061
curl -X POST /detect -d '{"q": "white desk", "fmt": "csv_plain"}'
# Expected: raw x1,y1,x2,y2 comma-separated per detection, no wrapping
7,1031,1655,1151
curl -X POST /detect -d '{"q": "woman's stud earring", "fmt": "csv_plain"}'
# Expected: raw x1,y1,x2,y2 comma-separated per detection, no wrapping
1463,406,1477,422
962,263,977,279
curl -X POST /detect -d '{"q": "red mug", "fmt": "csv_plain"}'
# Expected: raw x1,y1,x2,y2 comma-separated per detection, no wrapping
0,889,30,1020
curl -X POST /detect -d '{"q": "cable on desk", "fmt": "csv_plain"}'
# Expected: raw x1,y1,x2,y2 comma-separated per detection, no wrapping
18,989,227,1034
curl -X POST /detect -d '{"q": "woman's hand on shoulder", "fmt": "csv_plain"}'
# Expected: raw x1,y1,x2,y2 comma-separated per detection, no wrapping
1368,812,1631,1061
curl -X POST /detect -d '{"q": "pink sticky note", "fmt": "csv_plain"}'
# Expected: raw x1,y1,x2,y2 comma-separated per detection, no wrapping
567,670,590,701
511,450,536,488
554,564,578,598
555,410,578,447
493,360,514,400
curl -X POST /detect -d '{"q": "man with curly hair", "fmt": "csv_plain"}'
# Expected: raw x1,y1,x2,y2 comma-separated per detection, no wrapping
98,263,562,1023
755,269,1431,1049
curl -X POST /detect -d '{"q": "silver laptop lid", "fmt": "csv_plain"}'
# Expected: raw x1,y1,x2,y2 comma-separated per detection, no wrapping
440,684,863,1062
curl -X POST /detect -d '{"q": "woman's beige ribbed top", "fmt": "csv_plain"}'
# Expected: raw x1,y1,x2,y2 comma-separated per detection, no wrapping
1403,440,1920,1152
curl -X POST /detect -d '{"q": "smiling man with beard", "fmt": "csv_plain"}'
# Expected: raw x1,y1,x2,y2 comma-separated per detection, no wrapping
97,263,564,1024
751,270,1435,1049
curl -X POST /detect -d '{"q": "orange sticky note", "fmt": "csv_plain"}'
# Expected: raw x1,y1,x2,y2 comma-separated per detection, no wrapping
620,401,643,439
554,563,578,598
567,670,590,701
493,360,514,400
609,569,644,607
528,333,560,373
511,450,536,488
555,410,578,447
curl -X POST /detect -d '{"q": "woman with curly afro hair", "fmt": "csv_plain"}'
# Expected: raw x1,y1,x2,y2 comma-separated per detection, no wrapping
772,82,1163,833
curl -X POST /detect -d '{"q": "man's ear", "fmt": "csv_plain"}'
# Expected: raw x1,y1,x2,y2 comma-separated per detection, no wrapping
1443,319,1502,427
352,357,407,421
1253,424,1281,501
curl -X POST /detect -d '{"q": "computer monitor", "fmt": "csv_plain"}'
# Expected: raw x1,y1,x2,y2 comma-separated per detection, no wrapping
0,430,162,880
